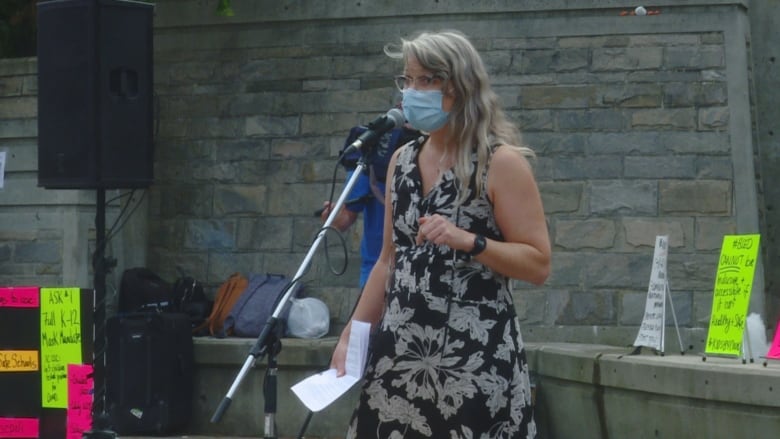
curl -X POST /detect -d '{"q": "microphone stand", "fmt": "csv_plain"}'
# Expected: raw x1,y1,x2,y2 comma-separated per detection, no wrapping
210,153,372,438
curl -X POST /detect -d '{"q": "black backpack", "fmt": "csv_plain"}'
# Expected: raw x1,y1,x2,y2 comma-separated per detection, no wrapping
171,274,213,332
118,267,173,313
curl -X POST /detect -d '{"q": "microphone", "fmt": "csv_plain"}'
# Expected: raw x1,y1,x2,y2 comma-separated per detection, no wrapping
341,108,405,156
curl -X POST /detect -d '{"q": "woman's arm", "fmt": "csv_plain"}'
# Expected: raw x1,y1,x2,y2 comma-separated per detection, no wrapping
330,146,403,375
479,145,551,284
415,145,551,285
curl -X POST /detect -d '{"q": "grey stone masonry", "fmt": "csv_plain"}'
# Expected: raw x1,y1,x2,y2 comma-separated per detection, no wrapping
0,0,774,351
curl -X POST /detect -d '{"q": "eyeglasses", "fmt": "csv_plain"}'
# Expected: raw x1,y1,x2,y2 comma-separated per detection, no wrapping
393,74,443,91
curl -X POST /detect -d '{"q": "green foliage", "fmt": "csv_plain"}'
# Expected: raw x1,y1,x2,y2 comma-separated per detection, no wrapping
216,0,234,17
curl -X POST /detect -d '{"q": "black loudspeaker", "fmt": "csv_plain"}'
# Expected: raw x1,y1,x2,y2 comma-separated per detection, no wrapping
37,0,154,189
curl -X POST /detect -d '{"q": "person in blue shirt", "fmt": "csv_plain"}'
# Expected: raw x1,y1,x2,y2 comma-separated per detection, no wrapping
320,125,420,288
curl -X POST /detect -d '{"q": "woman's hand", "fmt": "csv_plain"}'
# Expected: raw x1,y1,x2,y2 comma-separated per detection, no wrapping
415,214,473,251
330,327,351,377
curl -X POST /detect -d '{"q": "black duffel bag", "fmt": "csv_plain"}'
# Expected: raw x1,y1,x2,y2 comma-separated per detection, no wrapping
118,267,173,313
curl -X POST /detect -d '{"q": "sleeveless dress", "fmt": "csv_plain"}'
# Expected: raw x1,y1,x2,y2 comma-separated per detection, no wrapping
346,139,536,439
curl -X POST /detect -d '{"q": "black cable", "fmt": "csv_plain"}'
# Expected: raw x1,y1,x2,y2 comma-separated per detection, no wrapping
103,189,146,245
90,189,148,272
315,157,353,278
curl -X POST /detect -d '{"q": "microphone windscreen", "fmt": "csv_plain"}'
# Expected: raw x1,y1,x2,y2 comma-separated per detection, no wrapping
386,108,405,128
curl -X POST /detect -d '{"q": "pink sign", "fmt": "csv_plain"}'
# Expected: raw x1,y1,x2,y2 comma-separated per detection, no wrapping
0,417,39,438
0,287,39,308
66,364,93,439
768,320,780,360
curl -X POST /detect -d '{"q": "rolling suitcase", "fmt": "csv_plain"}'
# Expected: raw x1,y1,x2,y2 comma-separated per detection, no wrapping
106,311,193,435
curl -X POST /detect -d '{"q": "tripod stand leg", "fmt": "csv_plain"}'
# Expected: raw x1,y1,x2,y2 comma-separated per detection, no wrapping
296,410,315,439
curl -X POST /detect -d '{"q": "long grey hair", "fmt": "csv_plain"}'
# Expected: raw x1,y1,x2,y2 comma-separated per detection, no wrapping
385,30,535,202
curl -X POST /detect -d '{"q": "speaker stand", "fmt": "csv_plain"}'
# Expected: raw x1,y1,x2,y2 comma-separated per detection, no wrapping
83,188,117,439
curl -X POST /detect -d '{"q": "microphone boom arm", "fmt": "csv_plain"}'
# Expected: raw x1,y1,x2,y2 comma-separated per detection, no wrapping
210,155,372,436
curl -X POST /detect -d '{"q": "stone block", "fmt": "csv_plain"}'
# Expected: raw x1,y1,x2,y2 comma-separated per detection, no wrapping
665,45,724,70
214,185,267,216
695,218,736,250
552,155,622,179
184,219,236,250
698,106,730,129
589,180,657,216
267,183,329,216
624,155,696,178
632,108,697,129
538,181,583,214
661,131,729,154
591,47,663,71
557,109,628,130
659,180,731,214
245,114,300,137
15,241,61,264
601,83,663,107
236,216,292,251
0,77,24,97
589,131,663,155
555,218,616,249
519,85,599,108
621,217,689,248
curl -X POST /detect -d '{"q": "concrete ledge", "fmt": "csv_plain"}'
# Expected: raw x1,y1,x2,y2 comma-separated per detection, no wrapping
190,338,780,438
528,343,780,439
191,336,350,438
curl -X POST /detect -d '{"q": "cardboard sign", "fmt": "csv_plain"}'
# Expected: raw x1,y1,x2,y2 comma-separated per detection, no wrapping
767,319,780,359
40,288,83,409
633,235,669,351
0,287,39,308
66,364,93,439
0,417,39,438
705,234,760,356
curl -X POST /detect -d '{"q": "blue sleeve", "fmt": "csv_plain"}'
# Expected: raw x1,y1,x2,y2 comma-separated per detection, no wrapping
344,170,371,213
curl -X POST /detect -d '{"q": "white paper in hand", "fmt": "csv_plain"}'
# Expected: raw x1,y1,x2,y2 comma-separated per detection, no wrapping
291,320,370,412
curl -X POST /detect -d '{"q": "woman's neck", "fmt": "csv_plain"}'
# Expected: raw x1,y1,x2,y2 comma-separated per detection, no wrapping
425,129,454,155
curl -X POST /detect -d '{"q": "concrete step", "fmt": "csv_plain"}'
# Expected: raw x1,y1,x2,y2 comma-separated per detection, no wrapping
189,336,352,438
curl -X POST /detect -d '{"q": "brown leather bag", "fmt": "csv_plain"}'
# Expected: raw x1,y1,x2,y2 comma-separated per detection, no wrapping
193,272,248,336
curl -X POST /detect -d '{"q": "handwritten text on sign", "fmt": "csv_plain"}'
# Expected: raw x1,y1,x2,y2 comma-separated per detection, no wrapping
633,235,669,351
0,350,39,372
40,287,82,409
705,235,760,356
67,363,93,439
0,417,39,438
0,287,39,308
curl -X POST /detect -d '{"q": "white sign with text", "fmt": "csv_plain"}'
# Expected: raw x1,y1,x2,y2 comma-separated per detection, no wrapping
633,235,669,351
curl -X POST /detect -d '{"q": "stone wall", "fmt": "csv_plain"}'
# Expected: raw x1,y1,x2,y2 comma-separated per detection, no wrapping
0,0,773,350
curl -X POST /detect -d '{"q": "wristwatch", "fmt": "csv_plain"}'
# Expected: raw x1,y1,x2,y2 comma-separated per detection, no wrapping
468,234,487,256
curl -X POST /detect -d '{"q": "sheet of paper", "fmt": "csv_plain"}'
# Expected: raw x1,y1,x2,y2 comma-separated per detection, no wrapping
291,320,370,412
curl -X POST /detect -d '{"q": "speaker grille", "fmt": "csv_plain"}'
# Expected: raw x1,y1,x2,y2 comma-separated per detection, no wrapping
37,0,153,189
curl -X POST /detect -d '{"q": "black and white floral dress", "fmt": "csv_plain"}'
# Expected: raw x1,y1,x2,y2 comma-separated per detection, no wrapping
346,139,536,438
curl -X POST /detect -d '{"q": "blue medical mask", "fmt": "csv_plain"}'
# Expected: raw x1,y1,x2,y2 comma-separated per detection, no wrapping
402,88,450,132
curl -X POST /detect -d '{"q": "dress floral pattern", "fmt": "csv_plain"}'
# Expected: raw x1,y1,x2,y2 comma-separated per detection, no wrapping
346,139,536,438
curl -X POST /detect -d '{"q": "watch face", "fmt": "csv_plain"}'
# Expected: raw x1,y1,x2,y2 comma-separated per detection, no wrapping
471,234,486,256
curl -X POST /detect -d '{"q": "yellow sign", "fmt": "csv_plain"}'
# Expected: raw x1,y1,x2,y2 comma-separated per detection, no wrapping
40,287,82,409
705,234,760,356
0,350,39,372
